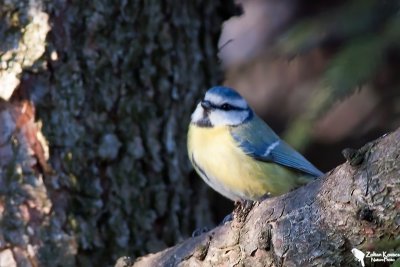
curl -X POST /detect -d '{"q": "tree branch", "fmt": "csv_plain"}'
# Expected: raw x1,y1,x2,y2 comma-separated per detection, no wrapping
117,127,400,267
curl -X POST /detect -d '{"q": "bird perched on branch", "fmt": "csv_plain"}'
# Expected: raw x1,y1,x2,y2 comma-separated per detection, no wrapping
187,86,323,201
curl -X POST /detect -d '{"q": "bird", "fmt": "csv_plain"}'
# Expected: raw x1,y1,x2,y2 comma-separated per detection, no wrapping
187,86,323,201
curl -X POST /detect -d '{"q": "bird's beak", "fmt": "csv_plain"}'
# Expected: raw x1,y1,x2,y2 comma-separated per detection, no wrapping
201,100,212,110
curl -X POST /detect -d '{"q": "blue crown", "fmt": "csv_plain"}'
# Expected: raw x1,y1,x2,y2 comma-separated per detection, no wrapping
207,86,243,100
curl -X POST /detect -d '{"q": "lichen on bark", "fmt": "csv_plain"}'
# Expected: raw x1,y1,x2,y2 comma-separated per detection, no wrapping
0,0,49,100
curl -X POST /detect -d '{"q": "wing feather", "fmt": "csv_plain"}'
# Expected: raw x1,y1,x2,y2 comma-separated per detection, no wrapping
230,116,323,177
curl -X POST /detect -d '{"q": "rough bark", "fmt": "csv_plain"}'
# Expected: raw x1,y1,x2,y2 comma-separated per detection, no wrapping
123,128,400,267
0,1,236,266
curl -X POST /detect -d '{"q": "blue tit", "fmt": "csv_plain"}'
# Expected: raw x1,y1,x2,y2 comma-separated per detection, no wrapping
187,86,323,201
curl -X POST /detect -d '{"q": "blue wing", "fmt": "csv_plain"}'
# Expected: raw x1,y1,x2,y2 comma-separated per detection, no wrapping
230,116,323,177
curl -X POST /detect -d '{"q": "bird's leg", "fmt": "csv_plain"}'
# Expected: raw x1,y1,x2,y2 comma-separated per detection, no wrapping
220,200,253,225
259,192,271,202
194,200,256,235
233,199,254,222
191,226,210,237
221,213,234,225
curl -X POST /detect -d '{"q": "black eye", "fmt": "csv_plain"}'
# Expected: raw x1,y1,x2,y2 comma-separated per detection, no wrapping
220,103,232,110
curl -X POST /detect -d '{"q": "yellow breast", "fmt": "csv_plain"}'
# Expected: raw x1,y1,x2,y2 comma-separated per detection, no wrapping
187,124,300,201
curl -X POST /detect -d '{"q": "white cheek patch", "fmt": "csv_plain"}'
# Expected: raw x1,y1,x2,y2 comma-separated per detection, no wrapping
191,103,204,122
209,109,249,126
191,98,251,127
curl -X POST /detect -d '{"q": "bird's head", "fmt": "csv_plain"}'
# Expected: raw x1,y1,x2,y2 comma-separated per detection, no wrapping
191,86,253,127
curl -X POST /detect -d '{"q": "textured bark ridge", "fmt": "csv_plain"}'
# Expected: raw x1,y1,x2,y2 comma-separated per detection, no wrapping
0,1,237,266
121,128,400,267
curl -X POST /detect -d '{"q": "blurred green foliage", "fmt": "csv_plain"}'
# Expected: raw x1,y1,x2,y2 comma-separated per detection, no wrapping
278,0,400,149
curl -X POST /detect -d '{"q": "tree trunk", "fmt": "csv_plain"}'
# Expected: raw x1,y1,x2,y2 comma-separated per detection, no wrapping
0,1,235,266
122,127,400,267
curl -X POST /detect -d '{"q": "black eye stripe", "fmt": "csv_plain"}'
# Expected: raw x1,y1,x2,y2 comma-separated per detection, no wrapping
220,104,246,111
221,103,232,110
204,101,247,111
